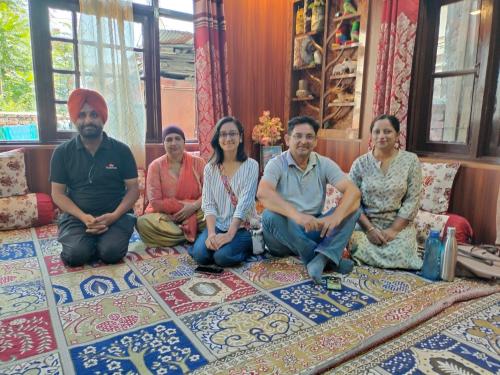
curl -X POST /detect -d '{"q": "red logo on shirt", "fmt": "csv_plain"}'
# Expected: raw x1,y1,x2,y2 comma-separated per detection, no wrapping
105,163,118,170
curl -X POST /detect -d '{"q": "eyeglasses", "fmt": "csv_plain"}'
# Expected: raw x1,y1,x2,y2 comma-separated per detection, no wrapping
219,131,240,139
291,133,316,141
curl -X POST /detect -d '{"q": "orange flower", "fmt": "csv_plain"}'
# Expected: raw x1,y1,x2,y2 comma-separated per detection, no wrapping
253,110,284,146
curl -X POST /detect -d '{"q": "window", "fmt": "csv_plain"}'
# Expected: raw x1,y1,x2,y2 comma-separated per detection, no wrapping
409,0,500,160
1,0,195,143
0,0,39,141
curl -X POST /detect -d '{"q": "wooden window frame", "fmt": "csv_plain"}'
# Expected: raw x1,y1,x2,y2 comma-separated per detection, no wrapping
408,0,500,162
3,0,195,145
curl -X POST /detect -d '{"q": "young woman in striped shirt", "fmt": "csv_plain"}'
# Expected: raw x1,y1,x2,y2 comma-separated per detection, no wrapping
189,116,259,267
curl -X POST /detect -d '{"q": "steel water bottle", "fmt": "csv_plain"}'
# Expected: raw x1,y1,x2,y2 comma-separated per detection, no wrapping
441,227,458,281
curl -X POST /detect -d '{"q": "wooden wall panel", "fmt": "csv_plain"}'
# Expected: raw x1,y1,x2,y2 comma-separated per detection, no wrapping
224,0,291,158
316,139,361,172
0,143,198,196
450,167,499,244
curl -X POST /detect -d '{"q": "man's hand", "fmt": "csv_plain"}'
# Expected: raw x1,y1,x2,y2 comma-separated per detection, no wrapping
94,212,118,227
317,215,341,238
85,212,118,234
293,212,322,232
173,203,197,223
82,213,108,235
213,232,234,249
205,232,217,250
80,213,98,228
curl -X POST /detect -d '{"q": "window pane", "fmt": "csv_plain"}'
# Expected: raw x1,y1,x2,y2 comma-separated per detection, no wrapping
435,0,480,73
429,75,474,143
134,22,143,49
158,17,195,139
52,40,75,70
53,73,75,101
49,8,73,39
136,52,144,77
55,103,73,131
133,0,152,5
488,67,500,155
159,1,193,14
0,0,39,141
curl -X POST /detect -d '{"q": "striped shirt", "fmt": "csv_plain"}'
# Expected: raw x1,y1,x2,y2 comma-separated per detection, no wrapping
202,158,259,231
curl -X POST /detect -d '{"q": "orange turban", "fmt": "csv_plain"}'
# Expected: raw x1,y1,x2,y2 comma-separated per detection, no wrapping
67,88,108,124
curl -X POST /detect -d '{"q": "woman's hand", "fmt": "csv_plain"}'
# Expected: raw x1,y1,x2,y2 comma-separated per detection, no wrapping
173,203,197,223
205,232,217,250
380,228,398,243
366,227,387,246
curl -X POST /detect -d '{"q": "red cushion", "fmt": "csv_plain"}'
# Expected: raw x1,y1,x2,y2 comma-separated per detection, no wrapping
445,214,473,244
35,193,56,226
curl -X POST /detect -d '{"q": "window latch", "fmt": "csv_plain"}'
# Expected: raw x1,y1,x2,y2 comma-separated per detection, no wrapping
474,62,480,78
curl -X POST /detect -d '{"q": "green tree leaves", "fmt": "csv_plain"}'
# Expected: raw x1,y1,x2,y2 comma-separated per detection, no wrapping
0,0,35,112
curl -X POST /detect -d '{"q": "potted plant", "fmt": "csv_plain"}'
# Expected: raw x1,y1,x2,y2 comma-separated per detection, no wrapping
252,110,284,170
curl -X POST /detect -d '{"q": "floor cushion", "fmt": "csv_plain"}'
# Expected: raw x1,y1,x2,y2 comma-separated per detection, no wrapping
0,148,29,198
420,162,460,214
0,193,55,230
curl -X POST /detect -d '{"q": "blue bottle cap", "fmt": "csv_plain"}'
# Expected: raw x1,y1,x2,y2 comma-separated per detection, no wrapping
429,229,440,237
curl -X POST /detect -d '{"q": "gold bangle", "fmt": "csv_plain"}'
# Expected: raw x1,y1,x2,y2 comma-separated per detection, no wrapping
366,227,376,233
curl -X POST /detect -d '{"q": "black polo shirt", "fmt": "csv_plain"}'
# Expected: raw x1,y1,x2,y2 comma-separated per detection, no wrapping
50,132,138,216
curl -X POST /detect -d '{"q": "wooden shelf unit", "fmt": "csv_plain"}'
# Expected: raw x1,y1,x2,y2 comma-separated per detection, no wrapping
285,0,370,139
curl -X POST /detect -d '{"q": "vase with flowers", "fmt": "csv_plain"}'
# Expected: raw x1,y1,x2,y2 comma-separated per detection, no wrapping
252,110,284,171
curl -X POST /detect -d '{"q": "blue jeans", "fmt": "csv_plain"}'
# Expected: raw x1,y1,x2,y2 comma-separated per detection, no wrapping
261,207,361,266
188,227,252,267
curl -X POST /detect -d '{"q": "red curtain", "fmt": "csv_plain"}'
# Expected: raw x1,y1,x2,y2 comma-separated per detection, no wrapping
194,0,231,160
373,0,419,150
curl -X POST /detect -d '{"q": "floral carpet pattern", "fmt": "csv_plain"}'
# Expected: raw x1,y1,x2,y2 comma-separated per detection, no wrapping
333,293,499,374
0,225,498,374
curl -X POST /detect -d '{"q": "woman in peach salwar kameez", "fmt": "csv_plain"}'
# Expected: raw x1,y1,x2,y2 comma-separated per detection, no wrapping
137,126,206,247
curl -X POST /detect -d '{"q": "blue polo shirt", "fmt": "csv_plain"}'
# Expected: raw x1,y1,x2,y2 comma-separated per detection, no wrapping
262,150,346,215
49,132,138,216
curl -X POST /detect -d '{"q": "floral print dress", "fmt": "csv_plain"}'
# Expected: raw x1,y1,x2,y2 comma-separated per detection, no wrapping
349,150,423,270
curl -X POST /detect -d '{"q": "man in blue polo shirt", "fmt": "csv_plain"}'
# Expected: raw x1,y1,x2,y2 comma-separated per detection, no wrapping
50,88,139,267
257,116,361,283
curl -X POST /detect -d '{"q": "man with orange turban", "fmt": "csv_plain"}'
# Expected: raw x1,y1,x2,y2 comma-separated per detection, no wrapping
49,88,139,267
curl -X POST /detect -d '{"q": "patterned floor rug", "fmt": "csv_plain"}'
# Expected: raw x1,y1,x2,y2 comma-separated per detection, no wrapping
0,224,498,374
332,293,499,374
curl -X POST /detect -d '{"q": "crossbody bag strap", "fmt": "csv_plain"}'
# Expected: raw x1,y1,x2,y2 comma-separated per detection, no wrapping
218,164,239,207
218,164,250,229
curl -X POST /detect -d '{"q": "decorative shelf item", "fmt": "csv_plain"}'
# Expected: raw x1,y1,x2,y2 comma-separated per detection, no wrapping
293,64,321,71
331,43,359,51
292,95,315,101
295,30,323,37
328,102,355,107
333,13,361,22
330,73,356,80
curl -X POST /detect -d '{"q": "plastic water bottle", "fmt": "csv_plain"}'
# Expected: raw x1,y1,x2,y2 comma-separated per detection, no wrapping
420,229,442,280
441,227,458,281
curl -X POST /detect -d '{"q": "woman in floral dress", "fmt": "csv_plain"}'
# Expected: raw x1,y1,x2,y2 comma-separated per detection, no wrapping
349,115,423,269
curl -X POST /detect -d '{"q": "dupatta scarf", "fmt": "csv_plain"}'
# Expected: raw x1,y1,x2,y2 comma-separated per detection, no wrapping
145,152,203,241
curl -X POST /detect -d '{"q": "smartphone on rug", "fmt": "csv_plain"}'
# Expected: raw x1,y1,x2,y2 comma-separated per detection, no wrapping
194,265,224,274
325,276,342,290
